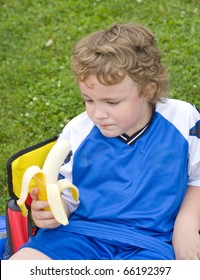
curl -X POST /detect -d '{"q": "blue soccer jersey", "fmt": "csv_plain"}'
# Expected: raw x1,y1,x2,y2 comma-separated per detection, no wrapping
58,98,200,258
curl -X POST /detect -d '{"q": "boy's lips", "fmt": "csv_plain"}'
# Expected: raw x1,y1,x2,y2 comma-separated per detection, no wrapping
98,124,112,128
98,123,111,126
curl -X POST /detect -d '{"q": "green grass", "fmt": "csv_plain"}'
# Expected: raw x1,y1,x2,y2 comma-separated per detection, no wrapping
0,0,200,214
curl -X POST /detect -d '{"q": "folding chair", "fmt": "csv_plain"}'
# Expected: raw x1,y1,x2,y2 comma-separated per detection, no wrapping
6,136,58,256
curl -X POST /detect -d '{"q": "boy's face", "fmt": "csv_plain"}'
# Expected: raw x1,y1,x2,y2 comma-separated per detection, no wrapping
79,75,152,138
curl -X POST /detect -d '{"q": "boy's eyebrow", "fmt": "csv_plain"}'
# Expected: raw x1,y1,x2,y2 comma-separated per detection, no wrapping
81,93,122,101
81,93,90,98
81,93,93,100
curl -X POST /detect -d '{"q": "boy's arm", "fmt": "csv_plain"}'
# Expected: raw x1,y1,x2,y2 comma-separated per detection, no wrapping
172,186,200,259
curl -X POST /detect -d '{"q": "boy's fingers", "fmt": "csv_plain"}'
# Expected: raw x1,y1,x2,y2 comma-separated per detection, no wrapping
30,187,39,201
31,200,49,211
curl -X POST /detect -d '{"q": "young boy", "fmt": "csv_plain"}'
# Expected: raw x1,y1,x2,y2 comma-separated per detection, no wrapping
10,23,200,260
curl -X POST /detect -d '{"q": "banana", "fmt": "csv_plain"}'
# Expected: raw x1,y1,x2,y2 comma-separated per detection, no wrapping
17,140,79,226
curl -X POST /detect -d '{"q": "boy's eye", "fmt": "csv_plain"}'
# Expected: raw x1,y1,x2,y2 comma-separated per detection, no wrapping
107,101,120,105
84,99,93,103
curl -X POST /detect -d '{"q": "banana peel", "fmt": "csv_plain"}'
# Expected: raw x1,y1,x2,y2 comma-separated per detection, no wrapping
17,140,79,226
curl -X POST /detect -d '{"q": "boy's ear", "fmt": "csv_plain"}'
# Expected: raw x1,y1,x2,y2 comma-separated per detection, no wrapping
143,82,157,101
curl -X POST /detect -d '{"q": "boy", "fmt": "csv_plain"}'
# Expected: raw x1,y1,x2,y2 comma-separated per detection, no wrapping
10,23,200,260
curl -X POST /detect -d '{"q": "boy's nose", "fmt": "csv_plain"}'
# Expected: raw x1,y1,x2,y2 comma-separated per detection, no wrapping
94,105,108,119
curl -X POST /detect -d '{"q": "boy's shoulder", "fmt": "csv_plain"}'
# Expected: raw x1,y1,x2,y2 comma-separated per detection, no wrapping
155,98,200,139
156,98,199,119
156,98,196,111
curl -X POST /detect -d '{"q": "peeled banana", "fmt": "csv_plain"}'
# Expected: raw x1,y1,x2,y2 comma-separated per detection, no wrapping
17,140,79,226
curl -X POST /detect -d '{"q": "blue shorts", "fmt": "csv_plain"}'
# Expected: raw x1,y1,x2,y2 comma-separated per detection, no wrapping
20,228,175,260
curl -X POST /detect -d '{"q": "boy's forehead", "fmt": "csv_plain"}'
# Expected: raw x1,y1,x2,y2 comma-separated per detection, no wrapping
79,74,139,99
79,74,135,89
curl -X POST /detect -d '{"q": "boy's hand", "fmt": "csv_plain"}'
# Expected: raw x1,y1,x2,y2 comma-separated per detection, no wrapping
30,187,61,229
173,226,200,260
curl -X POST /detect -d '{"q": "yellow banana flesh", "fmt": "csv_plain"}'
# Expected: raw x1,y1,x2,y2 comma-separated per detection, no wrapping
17,140,79,225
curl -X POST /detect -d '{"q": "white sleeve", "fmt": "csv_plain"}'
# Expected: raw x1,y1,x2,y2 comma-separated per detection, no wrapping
188,105,200,187
57,112,94,213
57,120,79,213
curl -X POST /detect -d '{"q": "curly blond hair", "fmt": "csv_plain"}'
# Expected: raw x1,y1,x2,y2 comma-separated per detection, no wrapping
72,23,169,103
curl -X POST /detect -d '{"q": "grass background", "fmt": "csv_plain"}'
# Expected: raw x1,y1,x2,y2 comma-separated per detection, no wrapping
0,0,200,214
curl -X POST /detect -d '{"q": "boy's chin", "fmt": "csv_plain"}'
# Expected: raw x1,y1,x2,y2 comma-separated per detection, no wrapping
99,129,120,138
